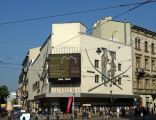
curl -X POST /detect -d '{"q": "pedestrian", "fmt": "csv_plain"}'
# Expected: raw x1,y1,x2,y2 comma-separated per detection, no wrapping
116,107,120,118
121,107,125,117
151,108,153,115
88,111,91,119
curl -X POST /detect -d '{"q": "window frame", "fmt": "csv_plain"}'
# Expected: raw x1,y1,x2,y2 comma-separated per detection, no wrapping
95,75,99,83
95,59,99,68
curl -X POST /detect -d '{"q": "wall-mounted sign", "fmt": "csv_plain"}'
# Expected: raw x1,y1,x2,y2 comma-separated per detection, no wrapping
48,53,81,82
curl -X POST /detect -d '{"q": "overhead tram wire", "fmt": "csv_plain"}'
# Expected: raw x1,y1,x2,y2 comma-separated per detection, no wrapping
0,1,154,49
0,1,153,26
0,1,155,70
53,0,156,48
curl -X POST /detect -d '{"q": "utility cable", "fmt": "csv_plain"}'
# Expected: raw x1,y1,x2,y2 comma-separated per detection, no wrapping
54,0,156,48
0,1,151,26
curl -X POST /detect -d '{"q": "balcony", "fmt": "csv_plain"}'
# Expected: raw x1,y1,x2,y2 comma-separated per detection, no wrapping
133,88,156,95
136,68,145,74
22,66,28,73
136,68,145,79
133,80,156,95
22,90,28,98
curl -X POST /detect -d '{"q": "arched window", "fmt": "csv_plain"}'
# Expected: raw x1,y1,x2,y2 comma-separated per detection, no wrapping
151,43,155,53
151,59,155,71
138,39,141,50
145,41,148,52
135,37,141,50
135,38,138,49
145,58,149,70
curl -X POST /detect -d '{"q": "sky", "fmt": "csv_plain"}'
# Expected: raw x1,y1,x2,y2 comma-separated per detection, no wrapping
0,0,156,91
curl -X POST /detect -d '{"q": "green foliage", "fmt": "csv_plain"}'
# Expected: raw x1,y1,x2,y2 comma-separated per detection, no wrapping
0,85,9,104
11,98,17,105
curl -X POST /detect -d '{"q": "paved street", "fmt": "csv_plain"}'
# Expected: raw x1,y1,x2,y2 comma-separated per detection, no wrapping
30,114,156,120
1,114,156,120
0,116,8,120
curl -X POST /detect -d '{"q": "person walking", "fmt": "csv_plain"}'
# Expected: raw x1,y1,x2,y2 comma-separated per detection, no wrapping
116,107,120,118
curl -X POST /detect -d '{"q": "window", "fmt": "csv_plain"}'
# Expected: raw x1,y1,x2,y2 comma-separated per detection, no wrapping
95,75,99,83
95,60,99,68
151,43,155,53
135,38,138,49
136,57,141,69
145,41,148,52
152,80,155,89
152,59,155,71
117,77,121,85
145,79,149,89
146,96,149,102
145,58,149,70
113,78,117,85
138,39,141,50
118,63,122,71
135,37,141,50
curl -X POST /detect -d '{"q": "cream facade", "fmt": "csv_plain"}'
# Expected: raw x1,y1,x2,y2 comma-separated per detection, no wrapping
23,22,135,112
91,17,156,113
18,47,40,109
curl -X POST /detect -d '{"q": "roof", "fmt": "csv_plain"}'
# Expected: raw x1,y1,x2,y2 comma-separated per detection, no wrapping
131,25,156,37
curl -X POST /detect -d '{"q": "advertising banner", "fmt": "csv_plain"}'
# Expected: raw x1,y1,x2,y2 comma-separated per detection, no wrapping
66,96,73,113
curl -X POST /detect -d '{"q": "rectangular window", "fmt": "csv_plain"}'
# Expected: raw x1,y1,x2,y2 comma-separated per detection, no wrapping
152,59,155,71
118,77,121,85
136,57,141,69
135,38,138,49
145,41,148,52
138,39,141,50
146,97,149,102
152,80,155,89
95,75,99,83
145,58,149,70
118,63,122,71
145,79,149,89
151,43,155,54
95,60,99,68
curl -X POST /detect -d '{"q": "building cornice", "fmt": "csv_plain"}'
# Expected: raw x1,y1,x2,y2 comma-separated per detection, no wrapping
131,25,156,39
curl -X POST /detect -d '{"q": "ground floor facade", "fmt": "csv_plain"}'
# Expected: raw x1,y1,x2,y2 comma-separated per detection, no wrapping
27,93,140,114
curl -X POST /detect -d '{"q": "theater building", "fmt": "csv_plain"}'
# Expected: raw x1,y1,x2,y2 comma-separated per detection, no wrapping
25,22,137,112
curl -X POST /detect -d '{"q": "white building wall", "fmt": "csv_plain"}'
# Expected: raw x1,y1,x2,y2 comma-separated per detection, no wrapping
92,18,131,45
27,22,133,101
51,23,86,50
28,38,51,101
80,34,133,95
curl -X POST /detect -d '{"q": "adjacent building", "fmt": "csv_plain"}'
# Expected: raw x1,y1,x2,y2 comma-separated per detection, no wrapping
92,16,156,112
17,47,40,109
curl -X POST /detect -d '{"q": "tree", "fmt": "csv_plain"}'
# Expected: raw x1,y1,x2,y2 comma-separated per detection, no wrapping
0,85,9,104
11,98,17,105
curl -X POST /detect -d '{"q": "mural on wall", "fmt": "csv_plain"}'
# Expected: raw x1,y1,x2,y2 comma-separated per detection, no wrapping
101,48,116,82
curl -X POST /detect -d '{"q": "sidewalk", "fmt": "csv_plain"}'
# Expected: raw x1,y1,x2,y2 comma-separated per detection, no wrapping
32,114,129,120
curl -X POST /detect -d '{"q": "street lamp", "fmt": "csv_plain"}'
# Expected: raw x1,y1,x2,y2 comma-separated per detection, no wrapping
96,47,107,55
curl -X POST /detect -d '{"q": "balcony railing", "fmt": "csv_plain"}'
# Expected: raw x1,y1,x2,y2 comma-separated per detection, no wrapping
22,90,28,98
